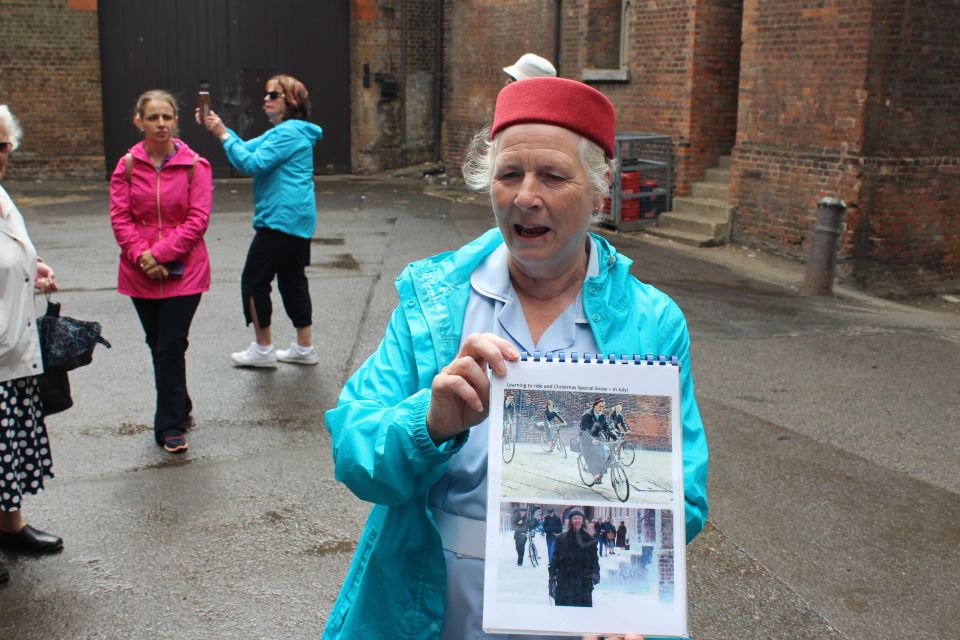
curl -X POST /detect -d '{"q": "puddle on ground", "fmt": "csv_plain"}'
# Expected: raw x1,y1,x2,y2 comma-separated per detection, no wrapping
311,237,345,245
262,510,287,524
136,457,193,471
312,253,360,270
80,422,151,438
304,538,357,556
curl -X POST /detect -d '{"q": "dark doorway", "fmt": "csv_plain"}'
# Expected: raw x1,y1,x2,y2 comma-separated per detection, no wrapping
98,0,350,178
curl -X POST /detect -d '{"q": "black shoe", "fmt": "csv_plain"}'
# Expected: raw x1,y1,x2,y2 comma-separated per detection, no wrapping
0,525,64,554
0,561,8,583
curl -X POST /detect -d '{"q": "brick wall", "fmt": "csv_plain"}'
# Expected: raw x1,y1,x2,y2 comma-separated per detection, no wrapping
507,387,672,451
0,0,104,178
685,0,742,185
732,0,960,296
852,0,960,294
441,0,557,171
352,0,439,173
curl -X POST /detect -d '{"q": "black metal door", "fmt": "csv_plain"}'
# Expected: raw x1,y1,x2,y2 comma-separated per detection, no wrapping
98,0,350,178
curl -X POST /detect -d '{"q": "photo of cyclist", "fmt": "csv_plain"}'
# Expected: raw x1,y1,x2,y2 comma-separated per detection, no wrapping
543,399,566,450
512,506,530,566
504,391,519,439
608,401,629,438
579,397,610,485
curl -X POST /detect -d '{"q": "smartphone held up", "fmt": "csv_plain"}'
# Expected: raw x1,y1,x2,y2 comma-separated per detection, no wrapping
198,80,211,121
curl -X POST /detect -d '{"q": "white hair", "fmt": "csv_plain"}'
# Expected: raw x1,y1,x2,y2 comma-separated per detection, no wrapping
0,105,23,150
462,125,615,203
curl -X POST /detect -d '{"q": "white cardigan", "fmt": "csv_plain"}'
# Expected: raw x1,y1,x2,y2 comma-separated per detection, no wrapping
0,184,43,383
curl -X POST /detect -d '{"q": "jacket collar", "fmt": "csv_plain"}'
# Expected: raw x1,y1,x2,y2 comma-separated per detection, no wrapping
128,138,197,167
469,236,602,305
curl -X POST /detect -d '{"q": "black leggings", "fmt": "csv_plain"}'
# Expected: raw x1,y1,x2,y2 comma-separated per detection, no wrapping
132,294,201,442
241,227,312,329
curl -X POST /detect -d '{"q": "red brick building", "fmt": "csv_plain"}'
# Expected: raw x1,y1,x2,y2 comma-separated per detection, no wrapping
1,0,957,296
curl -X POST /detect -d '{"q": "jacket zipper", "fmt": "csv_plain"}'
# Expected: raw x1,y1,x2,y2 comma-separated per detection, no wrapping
156,170,163,296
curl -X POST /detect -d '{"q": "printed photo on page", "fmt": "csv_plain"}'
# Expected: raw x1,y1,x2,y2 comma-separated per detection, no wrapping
484,355,688,638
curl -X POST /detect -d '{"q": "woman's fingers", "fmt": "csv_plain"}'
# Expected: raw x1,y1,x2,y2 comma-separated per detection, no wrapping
458,332,519,376
426,333,520,442
432,370,484,413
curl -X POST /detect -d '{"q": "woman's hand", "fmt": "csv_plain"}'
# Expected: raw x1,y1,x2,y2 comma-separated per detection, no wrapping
143,264,169,280
34,260,57,293
195,108,227,138
138,249,158,270
137,250,167,279
426,333,519,443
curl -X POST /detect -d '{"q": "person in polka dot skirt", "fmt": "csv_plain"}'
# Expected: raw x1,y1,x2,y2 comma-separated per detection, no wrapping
0,105,65,585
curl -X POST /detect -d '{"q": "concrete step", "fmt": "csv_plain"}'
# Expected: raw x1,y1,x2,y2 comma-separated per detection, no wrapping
705,167,730,183
671,196,732,219
656,210,730,240
644,224,721,247
717,155,731,169
691,181,729,201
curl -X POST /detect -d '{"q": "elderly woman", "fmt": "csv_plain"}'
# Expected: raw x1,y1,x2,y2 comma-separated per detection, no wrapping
199,74,324,367
0,105,64,584
324,78,708,640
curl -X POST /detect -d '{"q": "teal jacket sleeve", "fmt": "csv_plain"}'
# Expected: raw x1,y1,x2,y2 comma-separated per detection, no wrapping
222,125,305,175
325,305,467,507
659,306,709,543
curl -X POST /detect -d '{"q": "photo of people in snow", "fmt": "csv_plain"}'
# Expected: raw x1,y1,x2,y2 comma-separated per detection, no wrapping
498,388,674,505
495,502,676,608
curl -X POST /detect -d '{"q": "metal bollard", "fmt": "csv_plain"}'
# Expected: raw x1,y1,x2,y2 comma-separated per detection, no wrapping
802,197,847,295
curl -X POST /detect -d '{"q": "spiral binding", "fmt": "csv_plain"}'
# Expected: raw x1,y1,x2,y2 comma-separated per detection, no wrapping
519,351,679,366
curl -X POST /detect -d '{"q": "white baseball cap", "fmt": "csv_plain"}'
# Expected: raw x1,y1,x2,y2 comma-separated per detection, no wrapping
503,53,557,81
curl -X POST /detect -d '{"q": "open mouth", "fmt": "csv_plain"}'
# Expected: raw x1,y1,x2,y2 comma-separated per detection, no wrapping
514,224,550,239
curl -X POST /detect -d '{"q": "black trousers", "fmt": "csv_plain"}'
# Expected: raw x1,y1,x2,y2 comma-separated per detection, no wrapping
515,535,526,565
241,227,312,329
131,294,201,443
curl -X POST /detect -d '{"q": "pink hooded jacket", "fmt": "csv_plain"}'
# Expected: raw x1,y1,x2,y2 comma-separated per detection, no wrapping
109,140,213,299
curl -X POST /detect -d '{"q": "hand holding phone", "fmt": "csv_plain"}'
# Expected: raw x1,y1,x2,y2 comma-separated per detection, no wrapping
198,80,211,121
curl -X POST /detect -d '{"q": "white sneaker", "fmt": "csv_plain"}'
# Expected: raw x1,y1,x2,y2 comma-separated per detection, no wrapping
230,342,277,367
276,343,319,365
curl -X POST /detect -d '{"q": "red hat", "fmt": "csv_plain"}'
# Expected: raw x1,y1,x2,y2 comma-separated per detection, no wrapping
491,77,616,158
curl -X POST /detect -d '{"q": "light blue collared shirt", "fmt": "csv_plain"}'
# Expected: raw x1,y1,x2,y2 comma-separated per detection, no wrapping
429,238,600,640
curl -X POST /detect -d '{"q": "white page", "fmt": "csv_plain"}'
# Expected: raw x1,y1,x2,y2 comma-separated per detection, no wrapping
483,354,687,638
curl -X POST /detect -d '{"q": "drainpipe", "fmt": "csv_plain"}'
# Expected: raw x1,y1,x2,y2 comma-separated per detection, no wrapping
553,0,563,75
802,197,847,295
433,0,443,162
399,0,408,167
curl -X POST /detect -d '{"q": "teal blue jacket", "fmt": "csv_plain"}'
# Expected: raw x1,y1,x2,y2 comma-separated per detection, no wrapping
323,229,709,639
222,119,323,239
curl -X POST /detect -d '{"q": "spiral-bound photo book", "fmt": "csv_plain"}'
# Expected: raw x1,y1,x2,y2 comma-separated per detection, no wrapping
483,353,688,638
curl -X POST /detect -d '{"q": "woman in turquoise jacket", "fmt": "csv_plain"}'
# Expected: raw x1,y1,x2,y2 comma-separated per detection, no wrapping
325,78,708,640
199,74,324,367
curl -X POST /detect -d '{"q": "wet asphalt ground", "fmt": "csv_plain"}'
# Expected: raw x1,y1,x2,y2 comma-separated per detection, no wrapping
0,176,957,640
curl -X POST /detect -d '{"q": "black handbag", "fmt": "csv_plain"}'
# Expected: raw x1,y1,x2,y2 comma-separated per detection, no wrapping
35,298,110,415
36,298,111,372
37,368,72,415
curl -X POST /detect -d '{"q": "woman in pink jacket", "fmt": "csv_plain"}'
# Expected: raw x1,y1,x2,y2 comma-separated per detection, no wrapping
109,90,213,454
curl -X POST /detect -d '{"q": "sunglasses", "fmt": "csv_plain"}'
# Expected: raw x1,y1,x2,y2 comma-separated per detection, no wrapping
0,142,11,153
265,91,285,101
